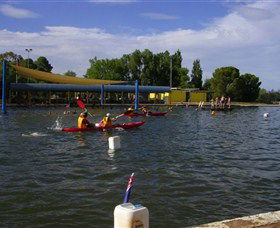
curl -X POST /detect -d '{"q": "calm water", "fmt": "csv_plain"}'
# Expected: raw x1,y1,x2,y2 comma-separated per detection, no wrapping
0,106,280,227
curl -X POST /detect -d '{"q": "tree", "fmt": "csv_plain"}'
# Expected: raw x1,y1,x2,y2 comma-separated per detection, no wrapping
191,59,203,89
141,49,154,85
171,50,184,87
224,73,261,101
178,68,190,88
20,58,37,69
0,51,24,84
257,89,280,104
64,70,76,77
85,49,189,87
239,73,261,101
211,66,240,97
202,78,212,90
34,56,53,72
85,57,128,81
128,50,142,82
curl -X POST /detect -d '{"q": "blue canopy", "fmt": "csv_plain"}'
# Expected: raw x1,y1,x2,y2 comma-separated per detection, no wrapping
10,83,171,93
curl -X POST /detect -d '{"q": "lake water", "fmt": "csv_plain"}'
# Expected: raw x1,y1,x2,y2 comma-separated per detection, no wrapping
0,106,280,227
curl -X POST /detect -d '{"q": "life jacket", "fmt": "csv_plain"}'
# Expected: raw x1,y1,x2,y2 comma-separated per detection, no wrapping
142,108,147,113
101,116,112,128
78,115,89,128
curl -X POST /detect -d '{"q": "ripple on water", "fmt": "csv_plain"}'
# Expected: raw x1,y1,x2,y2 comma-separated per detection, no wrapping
0,107,280,227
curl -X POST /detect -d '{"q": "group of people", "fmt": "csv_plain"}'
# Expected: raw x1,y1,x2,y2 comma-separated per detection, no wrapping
210,96,231,109
77,109,116,129
77,105,151,129
124,106,150,115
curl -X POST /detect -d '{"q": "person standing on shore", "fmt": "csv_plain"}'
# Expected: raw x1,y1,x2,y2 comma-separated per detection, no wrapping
227,96,231,109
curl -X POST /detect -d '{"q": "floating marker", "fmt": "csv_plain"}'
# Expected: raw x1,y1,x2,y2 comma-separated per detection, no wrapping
114,173,149,228
114,203,149,228
108,136,121,150
263,112,269,118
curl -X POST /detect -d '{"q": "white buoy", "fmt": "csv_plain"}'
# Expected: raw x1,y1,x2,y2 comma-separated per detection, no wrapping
263,112,269,118
109,136,121,150
114,203,149,228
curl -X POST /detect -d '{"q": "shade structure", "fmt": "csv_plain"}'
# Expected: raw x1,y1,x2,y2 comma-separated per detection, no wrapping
10,83,171,93
11,65,125,85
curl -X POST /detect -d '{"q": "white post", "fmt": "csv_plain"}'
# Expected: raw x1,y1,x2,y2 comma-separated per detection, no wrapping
114,203,149,228
108,136,121,150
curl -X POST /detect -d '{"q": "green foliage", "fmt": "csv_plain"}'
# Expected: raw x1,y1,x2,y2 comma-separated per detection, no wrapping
257,89,280,104
211,66,240,97
86,57,128,81
178,68,190,88
85,49,190,87
240,73,261,101
191,59,203,89
64,70,77,77
0,51,24,84
0,52,54,84
34,56,53,72
202,78,212,90
227,74,261,101
210,66,261,102
20,58,37,69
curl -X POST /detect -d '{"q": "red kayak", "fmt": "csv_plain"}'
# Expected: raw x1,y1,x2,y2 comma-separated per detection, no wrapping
123,112,168,117
62,121,145,132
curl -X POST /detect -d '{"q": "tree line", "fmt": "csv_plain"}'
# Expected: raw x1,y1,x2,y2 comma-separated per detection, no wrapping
0,50,274,103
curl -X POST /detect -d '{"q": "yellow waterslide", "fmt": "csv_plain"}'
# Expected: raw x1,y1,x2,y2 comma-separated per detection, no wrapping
11,65,125,85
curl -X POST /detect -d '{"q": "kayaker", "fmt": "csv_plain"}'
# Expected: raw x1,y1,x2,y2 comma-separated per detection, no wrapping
99,113,116,128
141,106,148,114
124,106,134,114
141,106,151,115
77,110,93,128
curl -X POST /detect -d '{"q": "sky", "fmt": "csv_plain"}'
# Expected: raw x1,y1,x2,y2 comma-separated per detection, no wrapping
0,0,279,90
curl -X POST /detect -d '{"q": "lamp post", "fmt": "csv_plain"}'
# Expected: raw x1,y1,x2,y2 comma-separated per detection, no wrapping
25,48,32,82
170,56,172,88
25,48,32,68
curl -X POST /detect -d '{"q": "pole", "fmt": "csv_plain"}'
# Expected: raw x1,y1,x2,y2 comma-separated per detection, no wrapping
170,57,172,88
134,80,139,110
101,84,104,105
2,60,7,114
25,48,32,83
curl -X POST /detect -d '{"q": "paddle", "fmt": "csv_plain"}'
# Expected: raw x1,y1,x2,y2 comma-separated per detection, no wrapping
115,113,124,119
77,99,86,109
77,99,94,117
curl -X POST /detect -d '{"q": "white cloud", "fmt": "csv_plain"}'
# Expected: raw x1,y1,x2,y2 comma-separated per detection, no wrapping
140,12,179,20
0,4,39,19
0,1,279,89
88,0,136,3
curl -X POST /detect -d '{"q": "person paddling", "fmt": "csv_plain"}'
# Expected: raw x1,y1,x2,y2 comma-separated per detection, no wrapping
99,113,117,128
77,110,94,128
124,106,134,114
141,106,151,115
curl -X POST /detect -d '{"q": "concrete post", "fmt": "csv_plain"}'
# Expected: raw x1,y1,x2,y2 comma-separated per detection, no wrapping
134,80,139,110
2,60,7,114
101,84,104,105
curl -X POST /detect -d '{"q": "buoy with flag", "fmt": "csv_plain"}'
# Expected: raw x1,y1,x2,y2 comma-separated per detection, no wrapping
114,173,149,228
123,173,134,203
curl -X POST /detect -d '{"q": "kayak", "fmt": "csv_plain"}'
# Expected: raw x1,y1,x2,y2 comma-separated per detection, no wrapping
62,121,145,132
123,112,168,117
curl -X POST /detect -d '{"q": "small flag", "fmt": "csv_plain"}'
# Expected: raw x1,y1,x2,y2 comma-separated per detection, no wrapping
123,173,134,204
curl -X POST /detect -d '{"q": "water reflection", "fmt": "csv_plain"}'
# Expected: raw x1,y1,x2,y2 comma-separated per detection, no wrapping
107,149,115,158
75,133,86,147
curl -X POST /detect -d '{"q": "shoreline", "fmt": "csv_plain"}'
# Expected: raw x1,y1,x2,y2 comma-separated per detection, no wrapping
5,102,280,108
